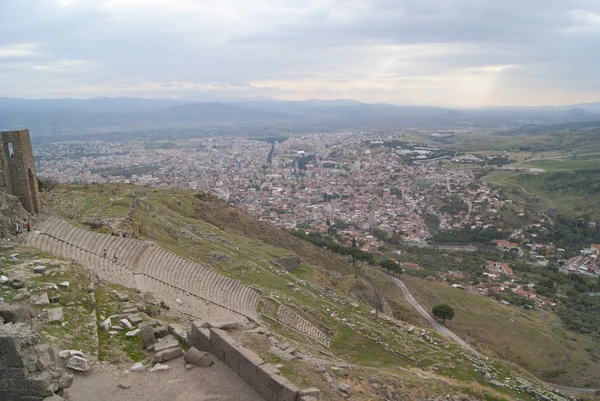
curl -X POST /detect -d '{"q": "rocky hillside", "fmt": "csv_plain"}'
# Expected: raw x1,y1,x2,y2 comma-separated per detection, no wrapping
2,183,578,401
0,190,33,239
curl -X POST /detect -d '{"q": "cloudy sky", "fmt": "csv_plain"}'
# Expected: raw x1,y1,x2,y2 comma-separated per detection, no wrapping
1,0,599,106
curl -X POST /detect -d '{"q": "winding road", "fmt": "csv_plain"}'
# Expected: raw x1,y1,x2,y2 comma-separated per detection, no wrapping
388,275,480,356
390,274,600,395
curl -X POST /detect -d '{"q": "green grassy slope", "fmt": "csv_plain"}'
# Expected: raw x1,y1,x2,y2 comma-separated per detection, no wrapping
40,184,588,400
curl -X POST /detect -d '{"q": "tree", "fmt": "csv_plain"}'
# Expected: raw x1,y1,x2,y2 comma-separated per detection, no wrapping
38,177,59,192
432,304,455,324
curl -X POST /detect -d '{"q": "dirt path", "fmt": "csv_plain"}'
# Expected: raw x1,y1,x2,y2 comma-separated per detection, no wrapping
68,358,264,401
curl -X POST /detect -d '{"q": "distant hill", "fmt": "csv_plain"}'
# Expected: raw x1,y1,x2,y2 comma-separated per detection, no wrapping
2,96,600,140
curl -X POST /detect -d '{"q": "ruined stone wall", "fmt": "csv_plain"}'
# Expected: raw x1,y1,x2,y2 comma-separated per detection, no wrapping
0,321,73,401
190,323,318,401
0,129,41,214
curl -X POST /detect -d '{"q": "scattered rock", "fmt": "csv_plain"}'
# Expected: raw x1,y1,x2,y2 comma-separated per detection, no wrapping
120,318,134,330
129,362,145,373
10,279,26,289
33,265,47,273
0,275,9,284
115,292,129,302
58,281,70,289
99,318,112,331
48,261,61,267
67,356,91,372
38,292,50,305
149,363,170,372
175,298,182,305
47,308,64,323
125,329,140,337
50,294,61,304
0,303,34,325
118,383,131,390
60,350,85,359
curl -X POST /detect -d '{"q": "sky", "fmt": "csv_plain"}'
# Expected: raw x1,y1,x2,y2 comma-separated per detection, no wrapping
1,0,600,107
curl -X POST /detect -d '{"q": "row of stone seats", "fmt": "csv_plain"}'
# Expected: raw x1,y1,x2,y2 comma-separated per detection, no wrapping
42,218,147,269
132,273,236,320
31,218,260,321
276,305,330,346
27,232,137,288
134,244,260,320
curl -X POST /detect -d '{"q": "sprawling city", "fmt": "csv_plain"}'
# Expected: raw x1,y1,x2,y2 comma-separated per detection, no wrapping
2,1,600,401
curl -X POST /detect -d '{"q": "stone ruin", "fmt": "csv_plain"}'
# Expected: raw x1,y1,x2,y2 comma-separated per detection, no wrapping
0,305,73,401
0,129,41,214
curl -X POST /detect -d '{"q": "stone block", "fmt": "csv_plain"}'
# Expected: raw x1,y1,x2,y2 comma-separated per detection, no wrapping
66,356,90,372
140,326,155,349
153,336,179,353
280,379,299,401
299,387,321,399
47,308,64,323
193,327,211,351
0,304,34,325
256,363,280,384
200,317,245,330
238,346,264,367
168,323,188,345
153,347,184,363
128,314,143,325
153,326,169,339
184,347,213,367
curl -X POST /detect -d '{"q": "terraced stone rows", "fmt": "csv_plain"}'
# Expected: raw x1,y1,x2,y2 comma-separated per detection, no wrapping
135,249,260,320
276,305,331,346
28,233,137,287
30,218,261,321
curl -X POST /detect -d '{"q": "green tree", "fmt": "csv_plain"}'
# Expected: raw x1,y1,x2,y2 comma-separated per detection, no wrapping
432,304,455,324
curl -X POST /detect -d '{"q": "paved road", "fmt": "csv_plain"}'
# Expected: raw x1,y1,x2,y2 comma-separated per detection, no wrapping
390,275,600,396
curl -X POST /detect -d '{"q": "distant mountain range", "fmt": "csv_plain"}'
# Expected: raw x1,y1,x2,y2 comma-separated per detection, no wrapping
1,97,600,140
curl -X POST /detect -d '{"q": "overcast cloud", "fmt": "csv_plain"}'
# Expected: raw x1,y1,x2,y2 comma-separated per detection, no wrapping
1,0,599,106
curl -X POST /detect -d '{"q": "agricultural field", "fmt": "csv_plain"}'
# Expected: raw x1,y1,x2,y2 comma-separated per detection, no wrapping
483,153,600,218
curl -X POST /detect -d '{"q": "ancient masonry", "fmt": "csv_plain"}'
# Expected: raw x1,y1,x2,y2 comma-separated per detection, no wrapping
190,324,320,401
27,217,331,348
0,129,41,214
28,217,261,321
0,321,73,400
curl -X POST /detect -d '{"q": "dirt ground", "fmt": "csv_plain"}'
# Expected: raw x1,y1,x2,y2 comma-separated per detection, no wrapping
68,357,264,401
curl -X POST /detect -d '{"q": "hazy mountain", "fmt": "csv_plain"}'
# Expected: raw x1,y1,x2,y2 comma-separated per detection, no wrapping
2,96,600,140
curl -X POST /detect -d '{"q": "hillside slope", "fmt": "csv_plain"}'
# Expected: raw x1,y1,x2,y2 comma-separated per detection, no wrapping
38,184,578,401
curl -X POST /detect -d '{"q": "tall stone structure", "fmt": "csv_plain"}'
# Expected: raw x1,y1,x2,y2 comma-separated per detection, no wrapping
0,129,40,213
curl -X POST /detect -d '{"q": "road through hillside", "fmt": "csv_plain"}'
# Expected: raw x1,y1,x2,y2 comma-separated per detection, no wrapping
389,275,600,395
388,275,480,356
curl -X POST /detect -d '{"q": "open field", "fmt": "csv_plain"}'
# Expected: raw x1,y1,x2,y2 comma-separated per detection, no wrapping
484,169,600,218
516,153,600,171
401,276,600,388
